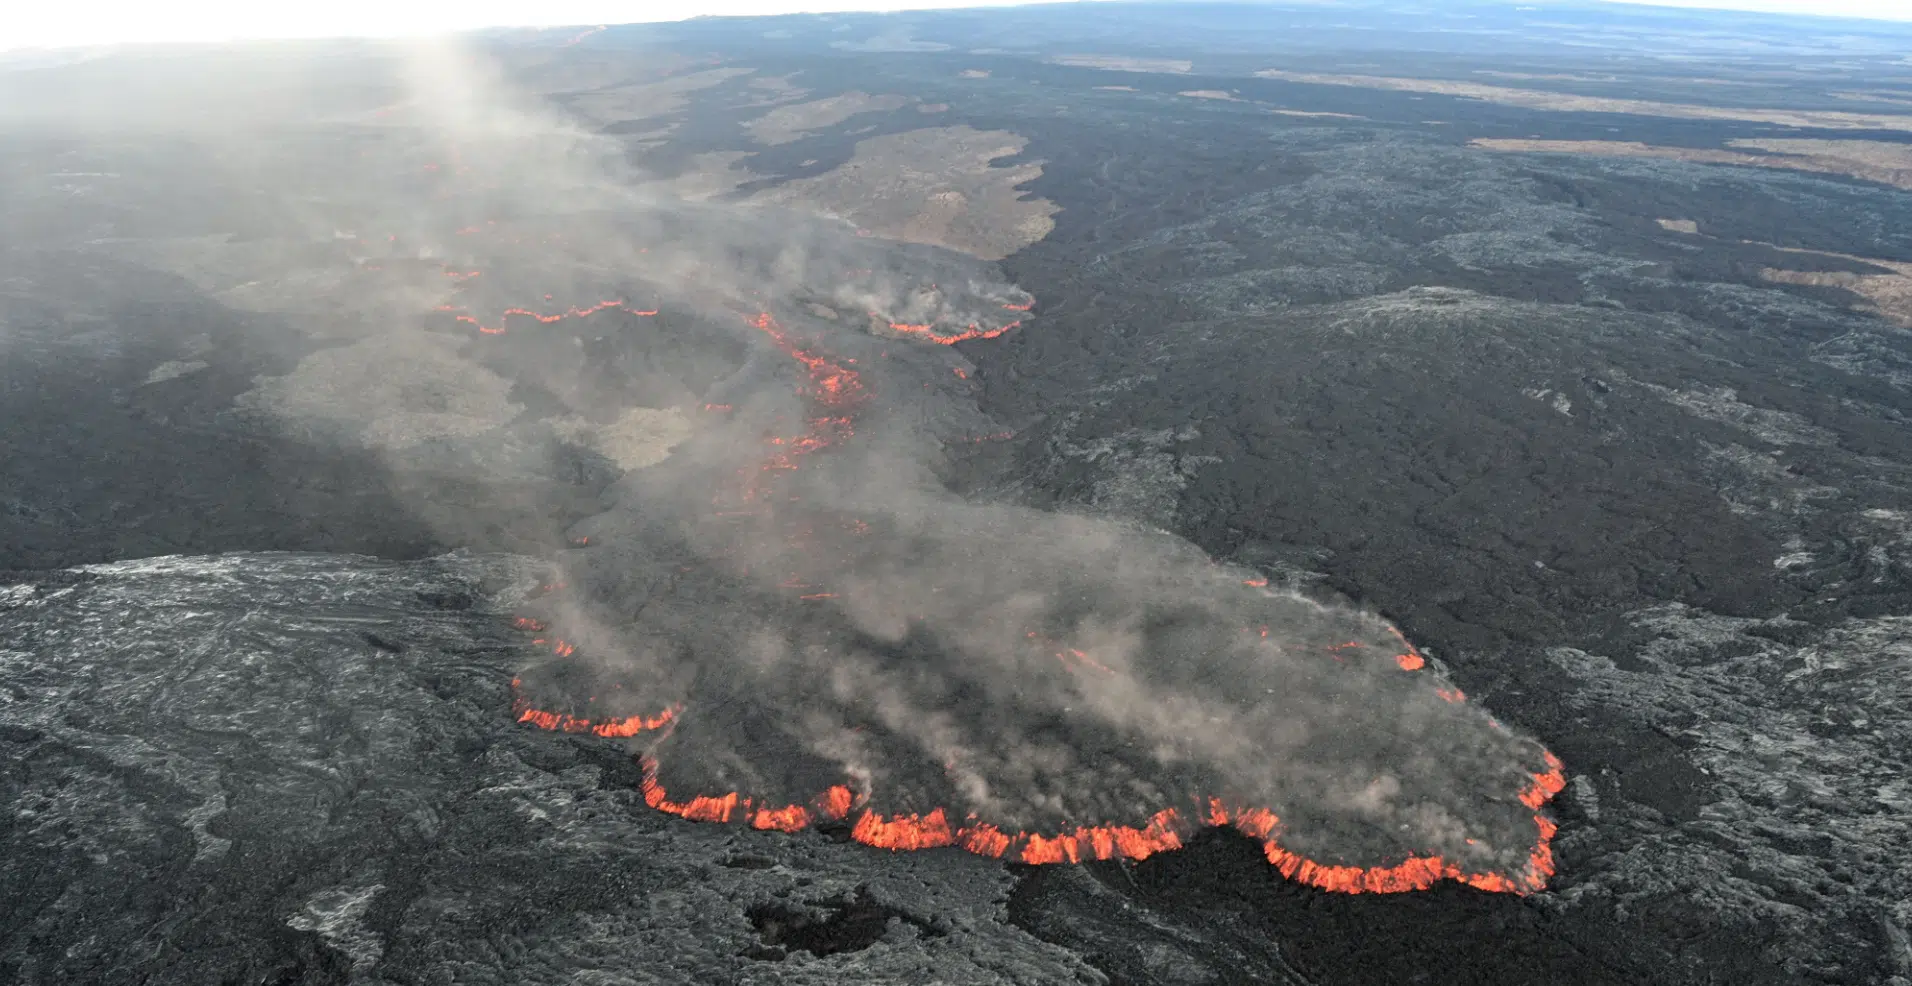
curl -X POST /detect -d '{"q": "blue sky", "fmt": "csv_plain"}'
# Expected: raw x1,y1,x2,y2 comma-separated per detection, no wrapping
5,0,1908,51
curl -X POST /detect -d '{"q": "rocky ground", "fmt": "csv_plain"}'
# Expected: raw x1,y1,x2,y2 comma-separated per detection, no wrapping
0,554,1107,986
5,4,1912,984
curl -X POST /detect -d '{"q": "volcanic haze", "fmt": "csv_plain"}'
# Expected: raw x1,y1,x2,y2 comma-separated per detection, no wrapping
326,44,1576,892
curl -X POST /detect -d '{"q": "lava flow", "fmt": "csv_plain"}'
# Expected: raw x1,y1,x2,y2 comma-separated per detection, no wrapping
884,316,1023,346
505,291,1568,896
436,299,656,335
639,755,855,832
725,310,869,510
512,668,1564,891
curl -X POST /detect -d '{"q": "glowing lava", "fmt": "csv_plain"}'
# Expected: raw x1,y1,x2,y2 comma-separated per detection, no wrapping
514,672,1562,890
507,296,1567,895
509,679,679,737
640,754,855,831
885,318,1023,346
733,311,868,506
436,299,656,335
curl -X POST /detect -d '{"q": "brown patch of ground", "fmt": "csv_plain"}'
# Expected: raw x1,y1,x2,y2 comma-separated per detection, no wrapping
1094,85,1138,92
1269,108,1365,119
1179,90,1238,101
1831,90,1912,107
1756,245,1912,328
1469,138,1912,192
1258,70,1912,132
1475,71,1768,88
563,67,754,126
1587,213,1912,328
1730,138,1912,188
745,92,911,145
1051,55,1192,74
1473,70,1621,83
917,103,950,114
960,69,990,79
752,125,1057,260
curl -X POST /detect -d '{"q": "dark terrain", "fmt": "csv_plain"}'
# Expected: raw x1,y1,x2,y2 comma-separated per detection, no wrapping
5,3,1912,984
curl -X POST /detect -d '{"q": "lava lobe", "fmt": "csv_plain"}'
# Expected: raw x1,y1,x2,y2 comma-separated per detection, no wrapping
465,217,1564,896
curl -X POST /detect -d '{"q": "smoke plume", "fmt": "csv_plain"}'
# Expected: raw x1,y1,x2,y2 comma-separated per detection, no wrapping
27,36,1564,893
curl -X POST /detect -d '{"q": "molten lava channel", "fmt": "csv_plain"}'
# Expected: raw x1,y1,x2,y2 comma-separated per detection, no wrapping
503,295,1567,896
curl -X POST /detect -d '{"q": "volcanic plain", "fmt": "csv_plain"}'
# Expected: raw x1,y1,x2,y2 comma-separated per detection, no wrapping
6,3,1912,985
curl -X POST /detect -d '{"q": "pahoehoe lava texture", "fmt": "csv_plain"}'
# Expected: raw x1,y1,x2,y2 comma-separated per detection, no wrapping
0,553,1108,985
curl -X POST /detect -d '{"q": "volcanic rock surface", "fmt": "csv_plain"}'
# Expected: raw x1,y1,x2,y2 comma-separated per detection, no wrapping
7,3,1912,985
0,553,1102,985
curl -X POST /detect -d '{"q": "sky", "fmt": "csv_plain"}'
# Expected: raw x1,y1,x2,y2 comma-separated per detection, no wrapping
3,0,1908,51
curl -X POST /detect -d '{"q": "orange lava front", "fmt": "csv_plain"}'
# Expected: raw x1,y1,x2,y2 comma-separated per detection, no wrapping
501,295,1567,897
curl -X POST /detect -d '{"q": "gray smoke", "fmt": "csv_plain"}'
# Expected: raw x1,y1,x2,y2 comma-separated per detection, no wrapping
11,36,1561,884
402,45,1561,879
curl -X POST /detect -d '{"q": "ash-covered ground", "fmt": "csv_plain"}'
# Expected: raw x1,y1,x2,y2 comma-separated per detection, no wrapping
6,3,1912,985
